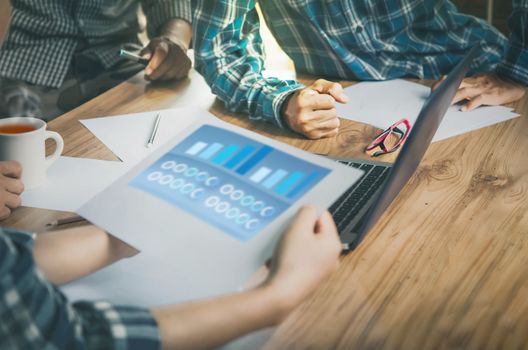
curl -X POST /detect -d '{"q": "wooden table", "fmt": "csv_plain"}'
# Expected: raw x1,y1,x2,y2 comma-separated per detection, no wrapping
4,70,528,349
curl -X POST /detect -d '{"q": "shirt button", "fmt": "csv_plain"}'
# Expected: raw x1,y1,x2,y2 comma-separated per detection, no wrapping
354,24,364,34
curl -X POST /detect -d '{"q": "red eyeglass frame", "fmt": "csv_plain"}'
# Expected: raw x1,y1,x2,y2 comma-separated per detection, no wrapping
365,118,411,157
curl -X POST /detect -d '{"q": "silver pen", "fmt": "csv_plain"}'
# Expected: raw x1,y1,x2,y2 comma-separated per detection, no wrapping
119,49,149,66
146,113,162,148
46,215,86,227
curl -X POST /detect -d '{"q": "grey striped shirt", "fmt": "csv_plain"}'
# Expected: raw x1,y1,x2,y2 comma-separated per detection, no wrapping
0,228,161,349
0,0,191,88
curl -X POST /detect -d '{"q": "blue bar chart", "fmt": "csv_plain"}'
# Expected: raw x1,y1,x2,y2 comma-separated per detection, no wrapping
185,141,207,155
262,169,288,189
235,146,273,175
224,145,256,169
274,171,305,195
132,125,330,241
211,144,239,164
198,142,223,160
180,137,327,200
249,167,271,183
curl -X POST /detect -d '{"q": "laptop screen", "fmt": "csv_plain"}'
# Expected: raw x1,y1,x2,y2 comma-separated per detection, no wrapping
351,46,479,250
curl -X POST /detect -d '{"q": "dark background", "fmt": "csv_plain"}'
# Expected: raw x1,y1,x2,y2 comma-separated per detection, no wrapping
451,0,512,34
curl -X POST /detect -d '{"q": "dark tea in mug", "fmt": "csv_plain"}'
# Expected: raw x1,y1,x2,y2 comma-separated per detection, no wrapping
0,124,35,134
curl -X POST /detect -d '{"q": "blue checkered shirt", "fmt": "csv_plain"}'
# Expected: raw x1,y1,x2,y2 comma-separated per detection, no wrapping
0,0,191,88
496,0,528,86
193,0,526,129
0,228,160,349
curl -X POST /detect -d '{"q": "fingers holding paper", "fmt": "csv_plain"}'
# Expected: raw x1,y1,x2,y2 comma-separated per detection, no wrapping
0,160,24,220
283,79,347,139
432,73,526,112
267,206,341,305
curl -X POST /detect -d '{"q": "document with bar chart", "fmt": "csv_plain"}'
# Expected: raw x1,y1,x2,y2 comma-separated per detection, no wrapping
130,125,331,241
79,114,363,303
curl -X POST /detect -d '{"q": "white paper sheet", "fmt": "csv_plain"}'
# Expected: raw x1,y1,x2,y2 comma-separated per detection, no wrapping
336,79,519,142
160,69,213,108
80,106,204,164
77,114,363,306
21,156,129,212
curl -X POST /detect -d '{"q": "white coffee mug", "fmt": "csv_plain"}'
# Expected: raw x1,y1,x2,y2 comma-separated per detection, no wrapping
0,117,64,190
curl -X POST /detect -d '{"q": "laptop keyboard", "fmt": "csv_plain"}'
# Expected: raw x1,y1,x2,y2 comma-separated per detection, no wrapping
330,161,391,232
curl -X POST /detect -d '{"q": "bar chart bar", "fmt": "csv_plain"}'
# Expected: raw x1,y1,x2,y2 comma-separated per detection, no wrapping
249,167,272,183
287,172,320,199
224,145,257,169
198,143,223,160
236,146,273,175
274,171,304,195
185,141,208,155
262,169,288,189
211,144,239,165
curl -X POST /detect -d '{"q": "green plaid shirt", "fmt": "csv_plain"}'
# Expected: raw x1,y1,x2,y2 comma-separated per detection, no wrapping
0,228,160,349
192,0,526,129
0,0,191,88
496,0,528,85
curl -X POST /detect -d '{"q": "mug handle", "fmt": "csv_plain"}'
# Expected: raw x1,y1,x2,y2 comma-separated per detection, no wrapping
44,131,64,168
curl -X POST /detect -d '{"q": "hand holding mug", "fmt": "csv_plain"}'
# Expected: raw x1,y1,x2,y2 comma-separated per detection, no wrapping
0,160,24,220
0,117,63,191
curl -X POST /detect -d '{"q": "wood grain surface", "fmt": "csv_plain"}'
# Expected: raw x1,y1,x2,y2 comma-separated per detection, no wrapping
3,69,527,350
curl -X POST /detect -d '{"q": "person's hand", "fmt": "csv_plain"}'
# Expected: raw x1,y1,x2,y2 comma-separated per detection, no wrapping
140,37,192,81
266,206,341,309
432,73,526,112
283,79,348,139
0,80,41,118
0,160,24,220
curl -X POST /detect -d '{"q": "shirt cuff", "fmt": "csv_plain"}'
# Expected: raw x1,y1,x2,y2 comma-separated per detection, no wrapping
2,228,36,246
495,45,528,86
73,301,160,349
261,79,304,128
144,0,192,38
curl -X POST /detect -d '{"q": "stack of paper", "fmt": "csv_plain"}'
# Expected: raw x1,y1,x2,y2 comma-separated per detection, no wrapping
335,79,519,142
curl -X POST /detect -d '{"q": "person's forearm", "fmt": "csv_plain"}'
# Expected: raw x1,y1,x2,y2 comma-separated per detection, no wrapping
193,1,304,127
158,18,192,50
33,226,125,285
151,284,292,350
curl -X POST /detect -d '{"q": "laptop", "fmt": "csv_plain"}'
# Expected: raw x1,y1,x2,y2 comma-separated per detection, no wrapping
329,46,479,251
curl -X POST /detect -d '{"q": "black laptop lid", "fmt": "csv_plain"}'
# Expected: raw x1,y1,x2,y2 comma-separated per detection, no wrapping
350,46,479,249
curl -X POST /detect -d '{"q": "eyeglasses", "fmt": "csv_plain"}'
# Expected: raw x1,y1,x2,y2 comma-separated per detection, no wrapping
365,118,411,157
